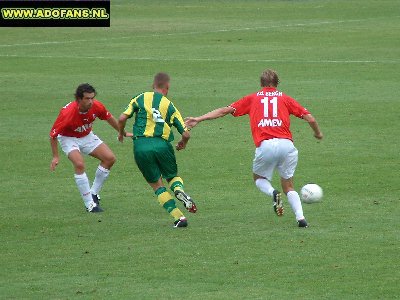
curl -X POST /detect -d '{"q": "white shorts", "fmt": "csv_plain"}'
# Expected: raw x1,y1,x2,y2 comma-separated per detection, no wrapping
253,138,298,181
57,132,103,156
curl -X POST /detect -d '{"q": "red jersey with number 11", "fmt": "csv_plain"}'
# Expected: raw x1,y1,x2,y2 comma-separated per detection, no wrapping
229,87,309,147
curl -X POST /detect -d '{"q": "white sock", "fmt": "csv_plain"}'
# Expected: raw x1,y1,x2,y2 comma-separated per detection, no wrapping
91,165,110,195
74,173,93,208
255,178,275,197
287,190,305,221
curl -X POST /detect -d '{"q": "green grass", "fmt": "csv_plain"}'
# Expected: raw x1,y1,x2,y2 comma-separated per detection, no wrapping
1,0,399,299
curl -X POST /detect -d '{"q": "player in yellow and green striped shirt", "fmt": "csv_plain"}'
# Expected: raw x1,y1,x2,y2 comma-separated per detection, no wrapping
118,72,197,228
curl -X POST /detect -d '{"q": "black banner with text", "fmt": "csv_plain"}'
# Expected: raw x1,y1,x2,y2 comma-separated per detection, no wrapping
0,1,110,27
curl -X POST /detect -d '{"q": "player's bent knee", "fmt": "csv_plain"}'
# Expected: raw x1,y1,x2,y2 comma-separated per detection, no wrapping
74,161,85,173
104,155,116,168
109,154,116,165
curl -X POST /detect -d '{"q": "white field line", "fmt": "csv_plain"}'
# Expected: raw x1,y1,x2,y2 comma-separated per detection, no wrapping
0,53,398,64
0,17,390,48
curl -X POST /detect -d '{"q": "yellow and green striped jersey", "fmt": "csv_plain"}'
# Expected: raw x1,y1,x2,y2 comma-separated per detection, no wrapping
123,91,188,142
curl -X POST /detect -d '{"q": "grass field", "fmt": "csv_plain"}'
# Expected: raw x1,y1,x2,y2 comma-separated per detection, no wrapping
1,0,399,299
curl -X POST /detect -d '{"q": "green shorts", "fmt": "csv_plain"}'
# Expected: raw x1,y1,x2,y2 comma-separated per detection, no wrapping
133,137,178,183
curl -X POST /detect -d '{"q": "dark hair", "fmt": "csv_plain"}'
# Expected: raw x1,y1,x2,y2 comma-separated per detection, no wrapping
153,72,170,89
260,69,279,87
75,83,96,100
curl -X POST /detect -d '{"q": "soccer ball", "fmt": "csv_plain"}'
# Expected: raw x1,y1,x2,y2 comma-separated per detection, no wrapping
300,184,323,203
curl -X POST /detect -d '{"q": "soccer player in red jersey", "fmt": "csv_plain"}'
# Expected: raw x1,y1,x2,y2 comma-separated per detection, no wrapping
185,70,323,227
49,83,131,212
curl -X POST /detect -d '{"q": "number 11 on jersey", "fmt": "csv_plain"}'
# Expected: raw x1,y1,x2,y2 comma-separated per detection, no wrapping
261,97,278,118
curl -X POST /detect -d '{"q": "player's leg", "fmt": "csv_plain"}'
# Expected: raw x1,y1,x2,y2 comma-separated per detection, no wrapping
167,176,197,213
253,140,278,197
253,139,283,216
89,143,115,198
277,141,307,227
157,139,197,213
58,135,100,212
254,173,283,216
68,149,99,212
148,179,187,228
84,133,116,204
280,177,307,227
89,142,116,170
134,138,187,227
254,173,274,196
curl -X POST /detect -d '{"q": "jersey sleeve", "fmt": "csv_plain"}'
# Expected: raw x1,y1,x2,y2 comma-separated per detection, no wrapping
171,105,188,134
49,109,66,138
229,95,252,117
94,100,112,120
122,98,138,118
286,96,310,118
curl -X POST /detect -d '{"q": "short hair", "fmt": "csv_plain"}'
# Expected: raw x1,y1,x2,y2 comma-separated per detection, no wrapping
260,69,279,87
75,83,96,100
153,72,170,89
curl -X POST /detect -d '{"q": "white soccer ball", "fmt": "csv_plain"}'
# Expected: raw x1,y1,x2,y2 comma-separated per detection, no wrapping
300,184,323,203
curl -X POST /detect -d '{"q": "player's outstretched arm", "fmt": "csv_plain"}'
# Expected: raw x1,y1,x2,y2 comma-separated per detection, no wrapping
185,106,235,129
303,114,323,140
50,138,59,171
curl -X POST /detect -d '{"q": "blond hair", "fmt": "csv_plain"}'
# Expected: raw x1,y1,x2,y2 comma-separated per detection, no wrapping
260,69,279,87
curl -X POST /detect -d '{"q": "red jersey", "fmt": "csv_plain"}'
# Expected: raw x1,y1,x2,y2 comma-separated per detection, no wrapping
229,87,309,147
50,100,112,138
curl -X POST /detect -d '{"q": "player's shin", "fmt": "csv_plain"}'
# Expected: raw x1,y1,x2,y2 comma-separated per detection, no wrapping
91,165,110,195
286,190,305,220
155,187,184,220
255,178,275,196
74,173,94,208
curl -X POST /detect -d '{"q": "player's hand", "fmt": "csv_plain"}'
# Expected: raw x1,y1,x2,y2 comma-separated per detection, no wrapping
314,132,323,140
118,131,133,143
184,117,199,129
176,140,187,151
50,157,59,171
